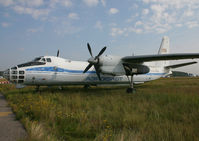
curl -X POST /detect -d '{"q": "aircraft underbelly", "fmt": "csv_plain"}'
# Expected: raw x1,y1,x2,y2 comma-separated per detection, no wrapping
24,71,164,85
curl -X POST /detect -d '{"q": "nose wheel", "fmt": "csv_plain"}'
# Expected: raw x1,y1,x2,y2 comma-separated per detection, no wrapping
35,85,40,92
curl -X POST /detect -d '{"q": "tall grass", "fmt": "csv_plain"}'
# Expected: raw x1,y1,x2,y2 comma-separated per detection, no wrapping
1,77,199,141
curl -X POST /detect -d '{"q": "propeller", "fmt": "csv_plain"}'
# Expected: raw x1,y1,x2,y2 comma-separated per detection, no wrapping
83,43,106,80
57,50,59,57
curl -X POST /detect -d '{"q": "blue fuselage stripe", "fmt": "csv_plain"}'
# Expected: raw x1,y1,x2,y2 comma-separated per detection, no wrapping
26,67,96,73
26,67,166,76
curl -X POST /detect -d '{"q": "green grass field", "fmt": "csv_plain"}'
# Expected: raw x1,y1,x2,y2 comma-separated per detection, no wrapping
1,77,199,141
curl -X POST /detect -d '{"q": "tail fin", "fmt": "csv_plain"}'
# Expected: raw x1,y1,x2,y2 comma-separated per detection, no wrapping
157,36,170,67
158,36,170,54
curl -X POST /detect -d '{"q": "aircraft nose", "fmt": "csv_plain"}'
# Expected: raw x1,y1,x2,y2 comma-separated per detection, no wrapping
3,69,10,81
9,66,25,84
10,66,18,83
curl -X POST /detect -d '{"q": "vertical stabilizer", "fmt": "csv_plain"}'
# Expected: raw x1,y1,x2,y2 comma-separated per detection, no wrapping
157,36,170,67
158,36,170,54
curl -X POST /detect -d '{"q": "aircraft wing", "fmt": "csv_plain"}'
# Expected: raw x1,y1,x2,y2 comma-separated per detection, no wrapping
165,61,197,69
122,53,199,63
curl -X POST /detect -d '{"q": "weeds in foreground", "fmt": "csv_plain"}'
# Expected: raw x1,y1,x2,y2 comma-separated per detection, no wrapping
1,78,199,141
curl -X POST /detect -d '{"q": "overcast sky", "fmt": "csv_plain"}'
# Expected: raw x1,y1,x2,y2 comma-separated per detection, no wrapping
0,0,199,74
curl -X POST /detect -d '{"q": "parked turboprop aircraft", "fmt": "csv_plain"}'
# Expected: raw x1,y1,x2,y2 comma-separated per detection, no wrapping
3,36,199,92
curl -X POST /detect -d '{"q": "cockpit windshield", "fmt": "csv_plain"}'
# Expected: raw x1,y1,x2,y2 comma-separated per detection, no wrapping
17,56,46,68
41,58,46,62
33,57,42,62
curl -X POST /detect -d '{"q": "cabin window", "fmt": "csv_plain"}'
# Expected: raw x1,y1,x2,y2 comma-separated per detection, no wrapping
19,76,24,79
12,76,17,79
12,71,17,74
47,58,51,62
18,80,24,83
19,71,25,74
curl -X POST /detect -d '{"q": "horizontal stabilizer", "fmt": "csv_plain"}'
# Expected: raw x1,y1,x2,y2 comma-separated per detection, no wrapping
165,61,197,69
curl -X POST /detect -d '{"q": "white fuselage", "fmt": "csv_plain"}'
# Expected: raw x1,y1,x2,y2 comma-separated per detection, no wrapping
4,56,169,86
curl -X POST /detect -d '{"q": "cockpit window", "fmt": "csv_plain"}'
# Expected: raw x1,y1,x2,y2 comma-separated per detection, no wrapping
41,58,46,62
34,57,41,62
46,58,51,62
11,66,17,69
17,56,46,68
17,62,46,68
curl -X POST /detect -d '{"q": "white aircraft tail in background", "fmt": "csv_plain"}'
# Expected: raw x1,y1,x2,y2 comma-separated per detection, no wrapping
158,36,170,54
158,36,170,67
3,36,199,93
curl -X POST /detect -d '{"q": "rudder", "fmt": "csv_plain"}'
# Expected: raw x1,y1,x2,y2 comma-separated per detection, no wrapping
158,36,170,54
157,36,170,67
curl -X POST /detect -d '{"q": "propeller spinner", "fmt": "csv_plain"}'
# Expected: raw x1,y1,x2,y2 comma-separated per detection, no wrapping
83,43,106,80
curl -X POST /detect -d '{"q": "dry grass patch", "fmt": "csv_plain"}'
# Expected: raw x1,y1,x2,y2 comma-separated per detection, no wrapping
1,77,199,141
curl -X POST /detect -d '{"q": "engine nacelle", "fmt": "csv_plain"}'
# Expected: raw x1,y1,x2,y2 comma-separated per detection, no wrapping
99,55,126,76
100,65,125,76
132,65,150,74
124,64,150,75
98,55,150,76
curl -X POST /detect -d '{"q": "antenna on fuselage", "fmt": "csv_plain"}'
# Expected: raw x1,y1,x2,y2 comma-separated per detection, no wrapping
57,50,59,57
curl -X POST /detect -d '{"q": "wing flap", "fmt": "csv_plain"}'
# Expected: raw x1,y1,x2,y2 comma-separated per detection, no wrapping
122,53,199,63
165,61,197,69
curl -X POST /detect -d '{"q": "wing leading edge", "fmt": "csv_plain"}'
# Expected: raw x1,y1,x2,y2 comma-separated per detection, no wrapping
122,53,199,63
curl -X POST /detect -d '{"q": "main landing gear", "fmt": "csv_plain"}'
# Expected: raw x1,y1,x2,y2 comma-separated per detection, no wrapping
33,85,41,93
126,75,136,93
84,84,90,89
36,85,40,91
58,86,64,90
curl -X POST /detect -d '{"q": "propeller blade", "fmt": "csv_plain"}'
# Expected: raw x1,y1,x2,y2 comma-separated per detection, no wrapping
57,50,59,57
94,65,101,80
96,46,106,59
83,63,93,73
84,44,107,81
96,71,101,81
87,43,93,57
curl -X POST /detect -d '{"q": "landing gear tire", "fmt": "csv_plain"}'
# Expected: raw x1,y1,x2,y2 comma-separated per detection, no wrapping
84,84,90,89
34,85,40,93
126,88,136,93
58,86,64,90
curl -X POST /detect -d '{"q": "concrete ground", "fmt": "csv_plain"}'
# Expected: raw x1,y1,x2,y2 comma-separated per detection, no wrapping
0,93,27,141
